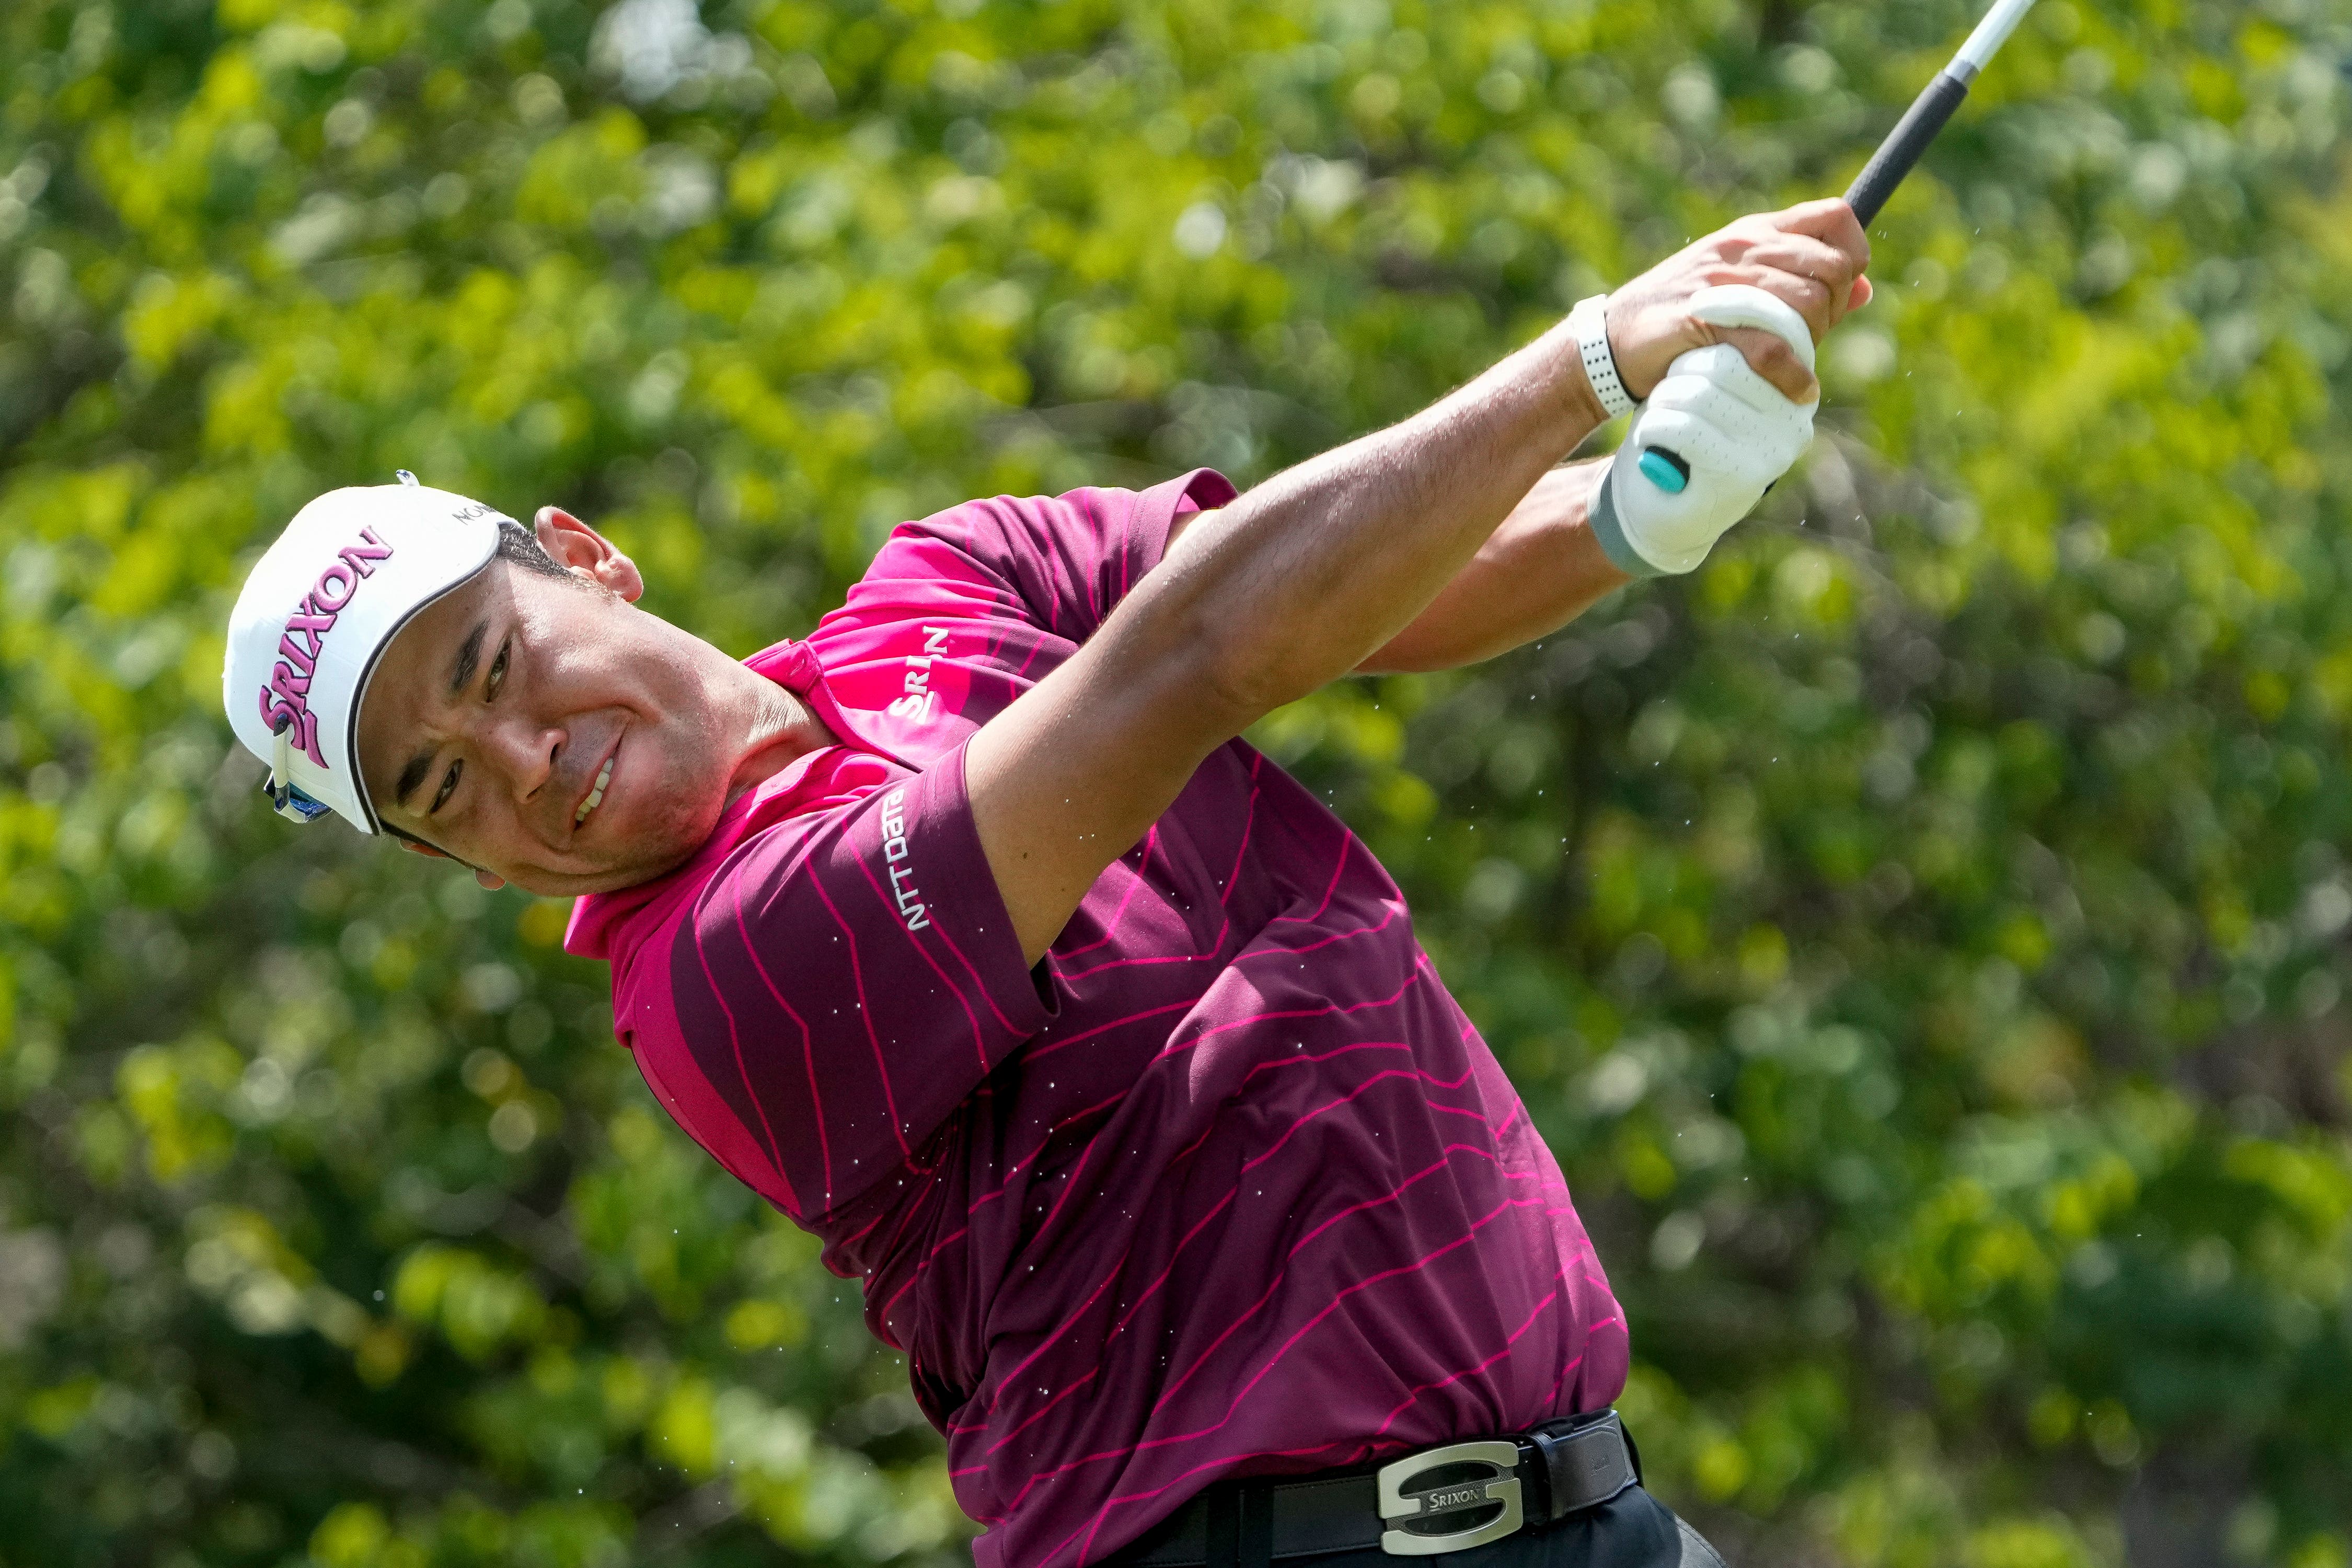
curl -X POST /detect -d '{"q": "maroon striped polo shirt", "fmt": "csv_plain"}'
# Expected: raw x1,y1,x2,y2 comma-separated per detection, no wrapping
565,470,1629,1564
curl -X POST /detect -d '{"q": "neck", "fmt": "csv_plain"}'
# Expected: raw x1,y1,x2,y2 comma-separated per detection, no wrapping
723,670,832,809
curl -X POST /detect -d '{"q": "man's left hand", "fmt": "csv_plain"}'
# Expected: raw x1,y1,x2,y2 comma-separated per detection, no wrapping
1590,284,1829,578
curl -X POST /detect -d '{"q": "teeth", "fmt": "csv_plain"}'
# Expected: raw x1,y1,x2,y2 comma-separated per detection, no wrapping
575,756,613,825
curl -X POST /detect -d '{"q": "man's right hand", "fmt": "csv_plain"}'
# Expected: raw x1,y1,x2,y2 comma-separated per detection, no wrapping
1601,198,1873,405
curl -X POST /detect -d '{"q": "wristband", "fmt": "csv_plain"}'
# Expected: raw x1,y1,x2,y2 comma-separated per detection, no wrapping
1570,294,1636,420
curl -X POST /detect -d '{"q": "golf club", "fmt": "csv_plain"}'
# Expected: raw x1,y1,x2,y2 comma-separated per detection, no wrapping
1845,0,2039,226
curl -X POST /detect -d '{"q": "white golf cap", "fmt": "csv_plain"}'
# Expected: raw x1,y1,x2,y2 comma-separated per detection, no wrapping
223,474,511,834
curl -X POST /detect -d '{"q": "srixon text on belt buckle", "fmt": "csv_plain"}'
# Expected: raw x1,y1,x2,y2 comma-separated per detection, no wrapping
1374,1439,1525,1556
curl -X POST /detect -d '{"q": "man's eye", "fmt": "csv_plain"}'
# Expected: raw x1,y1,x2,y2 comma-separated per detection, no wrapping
486,641,510,700
431,758,462,814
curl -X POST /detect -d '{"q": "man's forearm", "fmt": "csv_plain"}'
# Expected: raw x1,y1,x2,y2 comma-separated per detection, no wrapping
1126,319,1604,725
1356,462,1626,674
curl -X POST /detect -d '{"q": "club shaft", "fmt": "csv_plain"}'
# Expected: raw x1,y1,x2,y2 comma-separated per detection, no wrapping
1956,0,2039,76
1842,71,1971,226
1842,0,2036,226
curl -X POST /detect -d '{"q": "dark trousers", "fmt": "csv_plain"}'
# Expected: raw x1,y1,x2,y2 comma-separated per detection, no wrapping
1223,1485,1728,1567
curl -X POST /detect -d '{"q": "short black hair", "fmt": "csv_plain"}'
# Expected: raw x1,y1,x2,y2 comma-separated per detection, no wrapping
495,517,571,580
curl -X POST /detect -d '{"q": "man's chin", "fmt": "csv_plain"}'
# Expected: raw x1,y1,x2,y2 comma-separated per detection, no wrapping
499,846,701,899
497,817,720,898
485,786,732,898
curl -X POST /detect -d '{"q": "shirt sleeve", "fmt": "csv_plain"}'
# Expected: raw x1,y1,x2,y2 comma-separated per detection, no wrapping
658,746,1053,1224
888,468,1236,644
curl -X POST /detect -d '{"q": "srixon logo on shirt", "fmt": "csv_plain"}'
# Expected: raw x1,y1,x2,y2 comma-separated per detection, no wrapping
885,626,951,721
256,527,395,768
878,788,930,932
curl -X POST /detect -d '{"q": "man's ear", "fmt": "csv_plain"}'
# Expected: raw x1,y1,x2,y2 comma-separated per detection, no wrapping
534,506,645,603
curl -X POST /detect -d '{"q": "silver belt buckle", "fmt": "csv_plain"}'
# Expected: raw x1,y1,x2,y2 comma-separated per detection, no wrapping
1376,1439,1525,1556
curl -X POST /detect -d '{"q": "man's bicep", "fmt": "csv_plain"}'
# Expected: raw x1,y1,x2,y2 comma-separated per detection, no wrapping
965,628,1234,965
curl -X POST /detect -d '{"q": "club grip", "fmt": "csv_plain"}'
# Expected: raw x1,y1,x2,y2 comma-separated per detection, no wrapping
1843,70,1971,226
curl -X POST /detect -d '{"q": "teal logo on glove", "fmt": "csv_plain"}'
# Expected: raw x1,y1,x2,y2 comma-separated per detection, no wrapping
1637,448,1691,493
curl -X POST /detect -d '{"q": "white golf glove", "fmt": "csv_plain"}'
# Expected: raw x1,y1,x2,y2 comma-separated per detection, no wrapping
1589,284,1821,578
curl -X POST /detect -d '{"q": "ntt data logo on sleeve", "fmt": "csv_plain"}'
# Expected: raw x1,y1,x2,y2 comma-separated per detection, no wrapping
878,788,930,932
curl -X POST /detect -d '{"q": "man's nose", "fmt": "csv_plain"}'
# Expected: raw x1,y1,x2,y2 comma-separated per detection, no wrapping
482,716,566,800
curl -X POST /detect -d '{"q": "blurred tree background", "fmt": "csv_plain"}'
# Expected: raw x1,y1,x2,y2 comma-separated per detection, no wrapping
4,0,2352,1563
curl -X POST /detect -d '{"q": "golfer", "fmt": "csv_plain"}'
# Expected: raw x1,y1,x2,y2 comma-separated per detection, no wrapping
224,199,1870,1566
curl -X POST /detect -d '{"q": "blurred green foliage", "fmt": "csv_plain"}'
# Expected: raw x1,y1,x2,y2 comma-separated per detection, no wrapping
4,0,2351,1563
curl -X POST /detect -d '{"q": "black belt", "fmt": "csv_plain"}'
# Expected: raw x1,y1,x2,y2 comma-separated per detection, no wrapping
1112,1409,1643,1566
